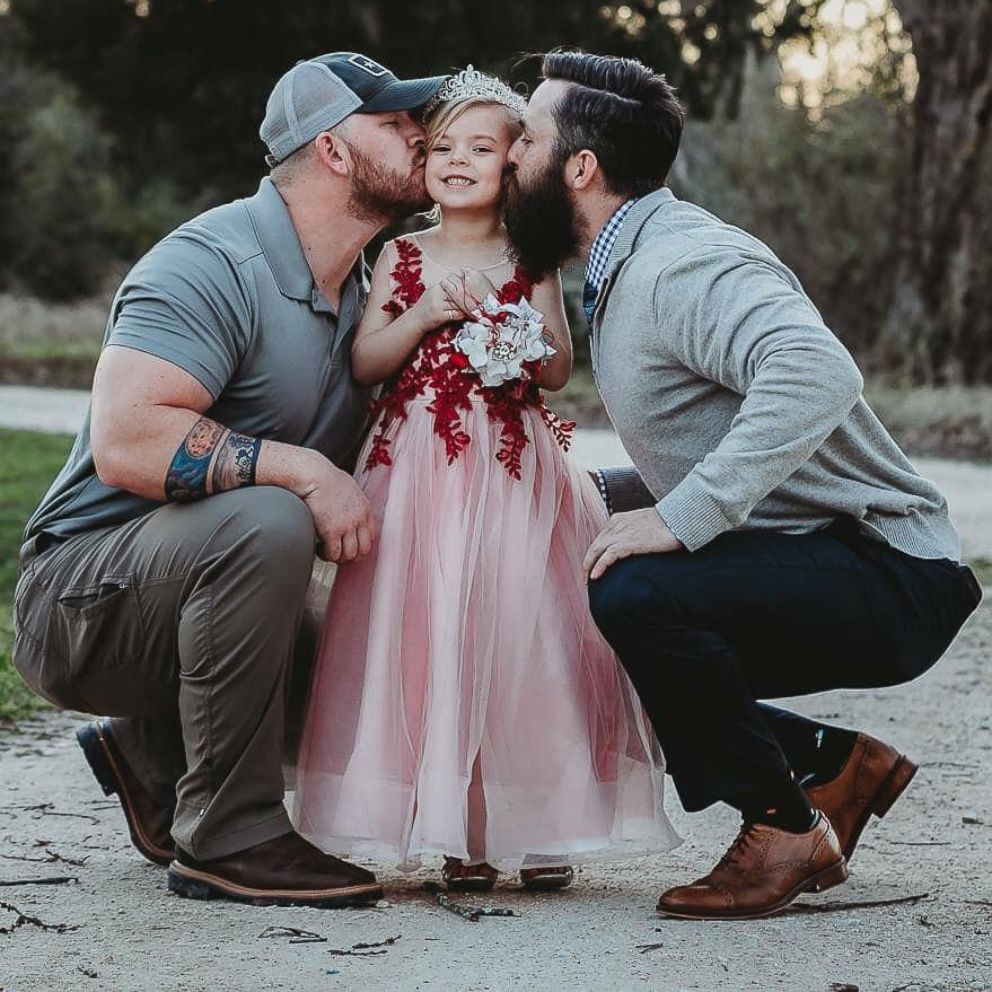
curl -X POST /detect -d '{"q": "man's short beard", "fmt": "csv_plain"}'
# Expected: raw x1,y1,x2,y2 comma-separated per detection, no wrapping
502,151,585,277
345,142,431,224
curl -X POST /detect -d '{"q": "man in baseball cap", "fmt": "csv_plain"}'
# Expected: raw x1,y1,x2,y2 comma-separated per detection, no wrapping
17,52,446,911
261,52,448,166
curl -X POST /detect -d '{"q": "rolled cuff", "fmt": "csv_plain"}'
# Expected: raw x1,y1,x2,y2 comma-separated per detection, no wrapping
656,474,735,552
597,465,657,515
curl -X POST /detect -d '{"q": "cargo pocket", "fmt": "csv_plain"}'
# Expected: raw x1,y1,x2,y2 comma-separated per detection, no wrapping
46,577,146,714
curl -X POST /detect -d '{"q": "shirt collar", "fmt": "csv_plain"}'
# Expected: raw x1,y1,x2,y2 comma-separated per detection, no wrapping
246,177,366,315
584,197,640,293
245,177,315,302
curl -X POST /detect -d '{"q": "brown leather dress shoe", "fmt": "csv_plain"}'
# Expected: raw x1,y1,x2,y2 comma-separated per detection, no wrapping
805,732,918,863
656,813,847,920
167,832,384,908
76,720,175,866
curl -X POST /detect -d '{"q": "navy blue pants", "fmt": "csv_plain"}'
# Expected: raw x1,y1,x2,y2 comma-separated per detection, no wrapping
588,520,982,814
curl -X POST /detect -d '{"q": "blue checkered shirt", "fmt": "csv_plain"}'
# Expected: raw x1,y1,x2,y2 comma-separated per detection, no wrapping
582,197,639,326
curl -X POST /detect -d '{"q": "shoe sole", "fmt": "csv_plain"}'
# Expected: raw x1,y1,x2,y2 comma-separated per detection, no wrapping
445,877,497,894
655,857,849,921
167,863,383,908
520,871,574,892
76,722,174,867
843,754,919,863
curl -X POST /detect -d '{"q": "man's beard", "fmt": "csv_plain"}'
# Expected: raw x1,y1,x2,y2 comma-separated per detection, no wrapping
502,154,584,277
346,143,431,224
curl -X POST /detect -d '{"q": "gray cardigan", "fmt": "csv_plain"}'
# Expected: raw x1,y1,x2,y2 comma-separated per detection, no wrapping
593,188,960,562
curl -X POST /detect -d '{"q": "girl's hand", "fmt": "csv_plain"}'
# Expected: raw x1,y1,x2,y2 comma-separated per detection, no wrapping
415,281,467,329
441,269,500,316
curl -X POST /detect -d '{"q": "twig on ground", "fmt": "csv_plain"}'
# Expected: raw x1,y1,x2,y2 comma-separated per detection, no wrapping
0,803,101,825
0,899,80,934
423,882,518,923
783,893,930,916
327,935,401,957
1,847,89,867
257,925,327,944
0,876,78,887
885,841,951,847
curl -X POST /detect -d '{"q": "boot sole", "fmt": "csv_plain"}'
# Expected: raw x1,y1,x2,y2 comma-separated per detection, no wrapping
656,857,849,921
76,722,174,867
843,754,919,862
167,863,384,909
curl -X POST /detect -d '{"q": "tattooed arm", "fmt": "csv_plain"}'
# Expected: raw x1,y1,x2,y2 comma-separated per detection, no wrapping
90,346,375,563
164,419,261,501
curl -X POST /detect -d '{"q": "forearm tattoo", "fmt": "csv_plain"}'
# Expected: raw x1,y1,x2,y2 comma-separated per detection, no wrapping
165,417,262,502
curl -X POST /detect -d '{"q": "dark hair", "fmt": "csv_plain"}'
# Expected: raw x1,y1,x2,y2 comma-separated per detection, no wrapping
541,51,685,198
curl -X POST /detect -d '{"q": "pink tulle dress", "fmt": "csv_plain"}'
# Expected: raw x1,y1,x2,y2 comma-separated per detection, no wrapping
292,237,679,871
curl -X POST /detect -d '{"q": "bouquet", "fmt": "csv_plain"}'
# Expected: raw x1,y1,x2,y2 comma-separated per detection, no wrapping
451,295,556,387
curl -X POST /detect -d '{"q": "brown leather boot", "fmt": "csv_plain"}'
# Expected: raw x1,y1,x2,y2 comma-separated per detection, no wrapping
656,813,847,920
805,732,918,862
76,720,175,866
167,832,384,908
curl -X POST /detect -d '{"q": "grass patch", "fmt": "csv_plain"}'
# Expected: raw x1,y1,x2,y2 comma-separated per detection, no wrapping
0,428,75,723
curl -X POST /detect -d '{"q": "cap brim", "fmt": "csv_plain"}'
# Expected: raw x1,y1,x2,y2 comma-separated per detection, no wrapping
359,75,449,113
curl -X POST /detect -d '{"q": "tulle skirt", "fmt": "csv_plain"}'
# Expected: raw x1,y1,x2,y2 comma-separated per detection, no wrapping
292,395,679,870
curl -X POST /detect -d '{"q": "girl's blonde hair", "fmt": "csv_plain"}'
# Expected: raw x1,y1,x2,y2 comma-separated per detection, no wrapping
422,98,523,223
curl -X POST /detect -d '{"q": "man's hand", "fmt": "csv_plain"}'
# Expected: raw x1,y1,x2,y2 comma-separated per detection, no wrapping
287,450,376,564
582,508,684,582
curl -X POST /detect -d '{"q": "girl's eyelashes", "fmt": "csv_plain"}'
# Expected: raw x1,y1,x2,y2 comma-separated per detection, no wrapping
429,144,498,155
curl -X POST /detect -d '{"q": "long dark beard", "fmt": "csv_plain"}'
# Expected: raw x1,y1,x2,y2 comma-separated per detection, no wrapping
346,144,432,224
502,156,584,277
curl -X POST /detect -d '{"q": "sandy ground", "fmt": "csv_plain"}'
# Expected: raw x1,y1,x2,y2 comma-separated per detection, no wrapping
1,606,989,992
1,385,991,991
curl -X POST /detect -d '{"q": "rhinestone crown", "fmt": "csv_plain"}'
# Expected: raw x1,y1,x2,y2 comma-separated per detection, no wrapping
423,65,527,120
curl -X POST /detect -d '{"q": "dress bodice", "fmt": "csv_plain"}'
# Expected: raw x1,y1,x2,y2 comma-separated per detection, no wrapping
365,237,574,479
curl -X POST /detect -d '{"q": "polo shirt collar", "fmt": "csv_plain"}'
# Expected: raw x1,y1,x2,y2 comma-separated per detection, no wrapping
246,177,315,302
246,178,368,316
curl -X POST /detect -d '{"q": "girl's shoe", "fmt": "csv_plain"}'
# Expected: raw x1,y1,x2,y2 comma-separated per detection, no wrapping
442,856,498,893
519,865,574,891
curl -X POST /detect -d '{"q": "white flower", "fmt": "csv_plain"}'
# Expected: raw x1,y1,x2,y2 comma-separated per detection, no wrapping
452,295,555,387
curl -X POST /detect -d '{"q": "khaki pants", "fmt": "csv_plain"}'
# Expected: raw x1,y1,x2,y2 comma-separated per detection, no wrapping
12,487,324,860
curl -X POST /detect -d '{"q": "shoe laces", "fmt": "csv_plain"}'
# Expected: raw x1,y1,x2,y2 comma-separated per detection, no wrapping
715,822,761,871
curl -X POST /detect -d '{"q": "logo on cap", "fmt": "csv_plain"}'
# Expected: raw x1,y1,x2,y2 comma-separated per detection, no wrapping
349,54,388,77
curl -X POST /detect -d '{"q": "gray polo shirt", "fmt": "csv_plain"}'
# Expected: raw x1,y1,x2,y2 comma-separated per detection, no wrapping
25,177,373,542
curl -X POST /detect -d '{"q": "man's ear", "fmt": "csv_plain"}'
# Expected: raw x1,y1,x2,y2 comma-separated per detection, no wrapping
314,131,351,177
568,149,600,192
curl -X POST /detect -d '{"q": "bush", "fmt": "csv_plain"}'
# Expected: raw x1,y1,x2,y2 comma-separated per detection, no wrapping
672,58,904,371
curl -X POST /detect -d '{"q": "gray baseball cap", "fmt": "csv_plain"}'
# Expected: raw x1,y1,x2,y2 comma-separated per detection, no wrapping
260,52,448,167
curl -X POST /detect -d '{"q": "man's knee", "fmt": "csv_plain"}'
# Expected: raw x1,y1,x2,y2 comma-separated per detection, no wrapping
224,486,315,574
589,556,672,634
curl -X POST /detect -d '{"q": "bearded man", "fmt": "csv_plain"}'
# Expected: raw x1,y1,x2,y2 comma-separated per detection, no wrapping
505,51,982,920
12,53,445,908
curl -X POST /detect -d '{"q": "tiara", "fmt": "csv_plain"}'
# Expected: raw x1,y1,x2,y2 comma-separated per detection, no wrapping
423,65,527,119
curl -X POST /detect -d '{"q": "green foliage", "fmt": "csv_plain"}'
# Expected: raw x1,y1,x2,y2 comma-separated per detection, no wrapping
0,429,74,722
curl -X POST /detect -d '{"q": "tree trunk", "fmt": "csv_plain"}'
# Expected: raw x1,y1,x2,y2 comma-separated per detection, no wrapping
885,1,992,384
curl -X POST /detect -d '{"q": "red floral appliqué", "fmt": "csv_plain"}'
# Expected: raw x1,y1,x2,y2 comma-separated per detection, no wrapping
364,238,575,479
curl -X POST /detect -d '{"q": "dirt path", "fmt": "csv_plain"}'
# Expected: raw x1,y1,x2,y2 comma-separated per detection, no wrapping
2,386,990,991
1,599,989,992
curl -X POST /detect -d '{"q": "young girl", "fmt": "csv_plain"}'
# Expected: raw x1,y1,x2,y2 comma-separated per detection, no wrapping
293,67,678,891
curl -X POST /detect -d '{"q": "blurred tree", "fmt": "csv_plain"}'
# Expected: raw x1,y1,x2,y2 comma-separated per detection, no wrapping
7,0,825,201
883,0,992,384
